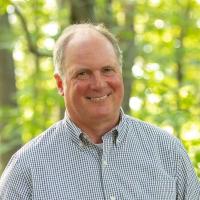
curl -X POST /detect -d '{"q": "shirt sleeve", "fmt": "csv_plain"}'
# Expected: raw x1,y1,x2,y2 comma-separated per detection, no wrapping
176,141,200,200
0,153,32,200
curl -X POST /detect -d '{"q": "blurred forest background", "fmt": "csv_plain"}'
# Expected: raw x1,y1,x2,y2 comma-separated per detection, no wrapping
0,0,200,178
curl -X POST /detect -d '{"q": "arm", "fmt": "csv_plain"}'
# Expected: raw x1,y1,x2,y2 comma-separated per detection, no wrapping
176,142,200,200
0,153,32,200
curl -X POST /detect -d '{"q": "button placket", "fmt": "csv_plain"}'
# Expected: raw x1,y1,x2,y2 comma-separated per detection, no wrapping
102,136,112,170
102,158,108,168
102,135,116,200
110,195,116,200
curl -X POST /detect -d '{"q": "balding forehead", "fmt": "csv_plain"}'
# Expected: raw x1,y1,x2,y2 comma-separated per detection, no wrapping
64,30,118,60
69,27,109,43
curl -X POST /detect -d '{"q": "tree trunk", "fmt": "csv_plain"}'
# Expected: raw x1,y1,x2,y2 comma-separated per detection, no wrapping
174,1,190,138
69,0,95,23
121,2,136,114
0,13,21,172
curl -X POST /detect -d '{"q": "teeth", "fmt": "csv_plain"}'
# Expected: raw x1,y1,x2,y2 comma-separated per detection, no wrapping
89,95,108,102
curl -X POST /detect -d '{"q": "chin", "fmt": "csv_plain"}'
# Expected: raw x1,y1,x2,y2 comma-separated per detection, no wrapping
89,110,112,119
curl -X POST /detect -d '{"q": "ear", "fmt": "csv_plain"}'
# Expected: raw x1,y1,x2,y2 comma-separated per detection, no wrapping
54,73,64,96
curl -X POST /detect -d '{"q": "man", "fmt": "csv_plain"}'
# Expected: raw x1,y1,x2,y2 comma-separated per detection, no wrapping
0,23,199,199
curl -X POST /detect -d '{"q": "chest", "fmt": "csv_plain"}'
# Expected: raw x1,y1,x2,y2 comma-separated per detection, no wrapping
31,143,177,200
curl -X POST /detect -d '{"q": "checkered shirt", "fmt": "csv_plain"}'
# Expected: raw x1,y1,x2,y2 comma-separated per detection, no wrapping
0,111,200,200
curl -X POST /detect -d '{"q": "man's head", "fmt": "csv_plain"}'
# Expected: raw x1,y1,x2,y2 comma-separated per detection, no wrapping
53,23,123,76
53,23,124,131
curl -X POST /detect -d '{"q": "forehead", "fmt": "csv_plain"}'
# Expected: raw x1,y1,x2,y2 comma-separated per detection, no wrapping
63,29,119,66
67,29,114,51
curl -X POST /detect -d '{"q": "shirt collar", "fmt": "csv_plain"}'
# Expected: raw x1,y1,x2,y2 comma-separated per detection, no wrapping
63,108,127,146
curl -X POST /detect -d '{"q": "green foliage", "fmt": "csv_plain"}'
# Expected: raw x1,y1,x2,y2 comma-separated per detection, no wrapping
129,0,200,178
0,0,11,14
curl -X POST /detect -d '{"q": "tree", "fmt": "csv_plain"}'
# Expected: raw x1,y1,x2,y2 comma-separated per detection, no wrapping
0,12,21,171
69,0,95,23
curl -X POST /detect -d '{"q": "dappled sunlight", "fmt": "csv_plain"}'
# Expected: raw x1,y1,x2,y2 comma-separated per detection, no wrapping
129,96,143,112
44,0,57,10
162,125,174,135
132,62,144,78
13,49,24,61
149,0,160,6
147,93,161,104
143,44,153,53
155,71,164,81
43,38,55,50
162,32,172,43
116,12,125,26
154,19,165,29
42,23,59,37
23,108,33,120
197,19,200,28
146,63,160,71
182,125,200,141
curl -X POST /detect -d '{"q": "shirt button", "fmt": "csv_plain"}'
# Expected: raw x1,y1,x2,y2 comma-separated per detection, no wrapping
102,159,107,167
79,142,84,147
110,195,116,200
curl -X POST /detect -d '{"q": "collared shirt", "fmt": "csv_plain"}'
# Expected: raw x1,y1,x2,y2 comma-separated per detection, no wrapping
0,112,200,200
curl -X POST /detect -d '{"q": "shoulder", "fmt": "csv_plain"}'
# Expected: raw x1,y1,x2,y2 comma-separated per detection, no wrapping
123,114,177,142
11,119,66,165
0,120,66,190
0,120,66,198
122,115,193,173
122,114,185,159
22,120,63,148
122,115,200,197
0,119,71,197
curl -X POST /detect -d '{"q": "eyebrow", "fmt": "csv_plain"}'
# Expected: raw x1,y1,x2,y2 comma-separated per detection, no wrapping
68,67,91,77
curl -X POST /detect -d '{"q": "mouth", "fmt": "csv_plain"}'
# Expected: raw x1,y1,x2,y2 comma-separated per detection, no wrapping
86,93,111,102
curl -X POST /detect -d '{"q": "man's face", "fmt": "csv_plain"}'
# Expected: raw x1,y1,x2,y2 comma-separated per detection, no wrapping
55,31,124,126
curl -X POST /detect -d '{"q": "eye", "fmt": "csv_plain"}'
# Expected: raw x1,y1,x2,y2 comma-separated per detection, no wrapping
76,71,90,80
102,66,115,75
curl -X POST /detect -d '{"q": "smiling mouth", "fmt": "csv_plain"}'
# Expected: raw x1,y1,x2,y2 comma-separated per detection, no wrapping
86,94,111,102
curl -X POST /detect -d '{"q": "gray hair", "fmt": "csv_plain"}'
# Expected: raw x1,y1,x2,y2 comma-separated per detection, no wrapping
53,23,122,76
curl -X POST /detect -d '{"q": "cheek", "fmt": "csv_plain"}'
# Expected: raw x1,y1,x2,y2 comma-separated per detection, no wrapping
68,81,89,97
109,76,124,90
110,78,124,101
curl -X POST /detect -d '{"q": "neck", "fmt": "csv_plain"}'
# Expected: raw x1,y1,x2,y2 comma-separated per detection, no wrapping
70,114,120,144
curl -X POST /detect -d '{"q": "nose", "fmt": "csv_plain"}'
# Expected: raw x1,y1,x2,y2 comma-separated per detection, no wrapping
90,73,106,90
